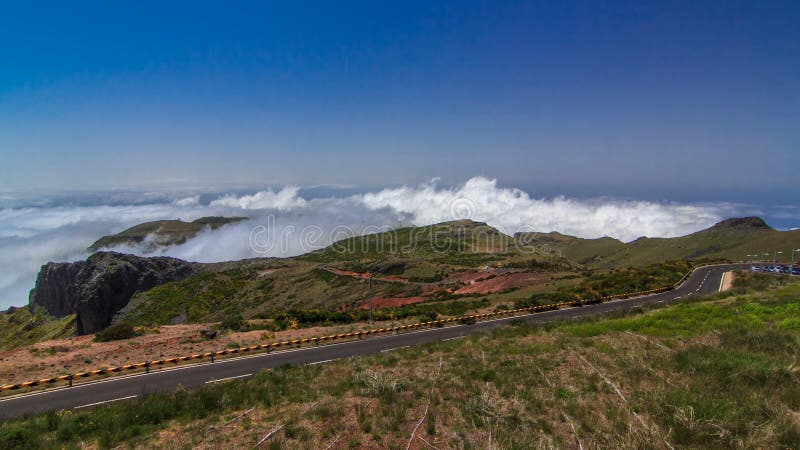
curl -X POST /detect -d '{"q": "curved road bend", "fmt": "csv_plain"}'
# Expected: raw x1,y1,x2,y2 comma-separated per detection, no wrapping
0,264,746,419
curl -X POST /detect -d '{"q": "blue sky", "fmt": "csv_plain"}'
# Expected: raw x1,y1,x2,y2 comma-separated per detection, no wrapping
1,1,798,201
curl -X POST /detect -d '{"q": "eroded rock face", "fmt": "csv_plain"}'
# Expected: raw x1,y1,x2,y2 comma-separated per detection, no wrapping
29,252,197,335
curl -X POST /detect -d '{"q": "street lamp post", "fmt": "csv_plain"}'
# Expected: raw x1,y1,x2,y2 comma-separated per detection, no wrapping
792,249,800,266
368,273,373,324
774,251,783,265
764,253,770,263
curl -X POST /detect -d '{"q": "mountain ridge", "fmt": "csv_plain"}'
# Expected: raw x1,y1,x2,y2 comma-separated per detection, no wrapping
19,216,800,340
88,216,247,252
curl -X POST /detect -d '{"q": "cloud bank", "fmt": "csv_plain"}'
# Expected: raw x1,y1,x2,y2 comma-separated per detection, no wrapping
0,177,742,309
361,177,729,240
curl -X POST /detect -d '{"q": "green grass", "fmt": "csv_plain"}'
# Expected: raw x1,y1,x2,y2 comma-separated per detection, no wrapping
120,267,273,326
298,220,519,263
88,216,247,251
119,259,493,328
4,275,798,448
521,217,800,269
513,261,692,309
0,307,75,352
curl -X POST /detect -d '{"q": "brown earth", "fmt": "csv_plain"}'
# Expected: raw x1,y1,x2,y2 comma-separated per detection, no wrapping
355,296,427,309
453,271,544,294
329,266,545,303
0,320,410,388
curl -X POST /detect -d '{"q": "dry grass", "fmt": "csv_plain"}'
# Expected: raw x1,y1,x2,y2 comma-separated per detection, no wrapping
2,279,799,449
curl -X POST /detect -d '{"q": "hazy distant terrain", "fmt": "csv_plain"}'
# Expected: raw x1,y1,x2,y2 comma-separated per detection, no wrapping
0,177,774,310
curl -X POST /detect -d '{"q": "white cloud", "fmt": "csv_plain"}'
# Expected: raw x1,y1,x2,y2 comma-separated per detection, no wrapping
209,186,306,210
0,177,749,309
173,195,200,207
360,177,728,241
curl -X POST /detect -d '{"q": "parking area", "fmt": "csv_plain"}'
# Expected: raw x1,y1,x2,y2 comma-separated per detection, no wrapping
750,265,800,275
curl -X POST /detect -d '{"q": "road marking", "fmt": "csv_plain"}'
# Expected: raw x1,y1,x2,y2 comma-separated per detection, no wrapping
0,264,739,408
442,336,465,342
381,346,410,353
673,296,681,300
307,359,336,365
205,373,252,384
75,395,137,409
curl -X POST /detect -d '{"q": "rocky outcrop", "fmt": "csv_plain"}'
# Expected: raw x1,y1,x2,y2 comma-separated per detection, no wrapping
29,252,198,335
711,217,772,231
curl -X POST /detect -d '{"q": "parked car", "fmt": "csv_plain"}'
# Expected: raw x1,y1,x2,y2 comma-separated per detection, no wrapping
751,266,762,272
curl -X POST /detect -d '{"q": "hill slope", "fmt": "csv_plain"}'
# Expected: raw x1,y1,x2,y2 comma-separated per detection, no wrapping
520,217,800,268
0,307,75,352
23,216,799,340
3,275,798,449
88,216,247,252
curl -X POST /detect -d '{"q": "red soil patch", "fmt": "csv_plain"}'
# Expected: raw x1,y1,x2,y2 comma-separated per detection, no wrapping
326,267,410,284
381,275,409,283
355,296,426,309
328,268,372,279
453,272,542,294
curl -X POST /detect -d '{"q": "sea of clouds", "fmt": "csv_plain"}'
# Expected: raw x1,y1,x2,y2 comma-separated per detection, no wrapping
0,176,745,309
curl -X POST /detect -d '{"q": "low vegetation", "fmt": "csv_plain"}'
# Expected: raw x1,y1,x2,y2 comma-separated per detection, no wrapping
523,217,800,268
88,216,247,252
93,323,141,342
514,261,692,308
298,220,517,263
0,307,75,352
3,273,797,449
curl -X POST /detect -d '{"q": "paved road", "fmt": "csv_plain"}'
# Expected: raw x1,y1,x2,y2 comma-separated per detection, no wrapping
0,264,745,419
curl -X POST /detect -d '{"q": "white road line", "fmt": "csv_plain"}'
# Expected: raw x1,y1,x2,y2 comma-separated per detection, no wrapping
205,373,252,384
718,272,726,292
307,359,336,365
74,395,137,409
381,346,410,353
673,296,681,300
1,265,735,405
442,336,465,342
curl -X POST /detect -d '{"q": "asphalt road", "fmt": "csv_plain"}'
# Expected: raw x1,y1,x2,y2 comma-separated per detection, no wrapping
0,263,746,419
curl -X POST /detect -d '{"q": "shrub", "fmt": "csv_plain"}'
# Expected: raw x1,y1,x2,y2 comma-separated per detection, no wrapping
459,316,477,325
219,314,247,331
94,323,139,342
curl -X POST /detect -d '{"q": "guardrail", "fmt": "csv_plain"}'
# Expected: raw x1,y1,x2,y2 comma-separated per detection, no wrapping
0,265,709,393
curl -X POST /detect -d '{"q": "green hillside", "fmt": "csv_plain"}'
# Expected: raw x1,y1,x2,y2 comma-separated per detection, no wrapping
25,216,800,339
300,220,516,262
88,216,247,252
114,217,797,329
118,260,381,326
4,275,798,449
0,307,76,351
521,217,800,268
299,219,571,278
115,221,577,328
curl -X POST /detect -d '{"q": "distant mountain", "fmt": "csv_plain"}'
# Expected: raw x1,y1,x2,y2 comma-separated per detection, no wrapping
20,216,797,342
88,216,247,252
299,219,517,263
517,216,798,268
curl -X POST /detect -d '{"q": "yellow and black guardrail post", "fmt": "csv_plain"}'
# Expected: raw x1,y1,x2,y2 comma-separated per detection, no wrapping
1,264,715,393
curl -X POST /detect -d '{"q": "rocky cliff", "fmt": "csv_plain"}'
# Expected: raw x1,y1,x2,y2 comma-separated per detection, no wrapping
29,252,198,335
